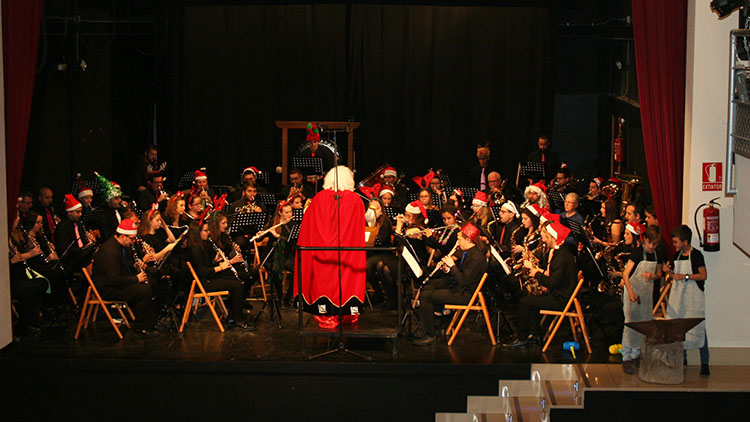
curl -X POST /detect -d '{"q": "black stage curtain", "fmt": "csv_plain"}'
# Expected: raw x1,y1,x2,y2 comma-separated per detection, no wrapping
23,3,552,197
164,3,553,188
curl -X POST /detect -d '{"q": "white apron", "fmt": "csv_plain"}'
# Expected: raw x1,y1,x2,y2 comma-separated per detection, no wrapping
622,250,657,350
666,253,705,350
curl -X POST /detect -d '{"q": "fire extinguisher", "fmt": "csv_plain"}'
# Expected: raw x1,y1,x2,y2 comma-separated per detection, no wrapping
694,197,721,252
613,118,625,174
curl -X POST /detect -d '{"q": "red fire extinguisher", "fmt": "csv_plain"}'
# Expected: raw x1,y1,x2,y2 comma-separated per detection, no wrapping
694,197,721,252
613,118,625,174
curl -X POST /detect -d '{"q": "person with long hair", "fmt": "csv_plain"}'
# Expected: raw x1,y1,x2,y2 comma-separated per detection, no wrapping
256,201,298,305
593,199,624,246
186,220,254,330
417,188,439,211
18,211,66,301
208,212,255,286
365,198,395,306
163,194,189,235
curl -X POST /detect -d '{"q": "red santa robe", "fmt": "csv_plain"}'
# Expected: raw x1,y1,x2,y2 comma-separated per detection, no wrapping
294,189,366,327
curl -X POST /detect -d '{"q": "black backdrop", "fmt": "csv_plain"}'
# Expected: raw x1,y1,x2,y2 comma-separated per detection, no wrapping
24,3,553,197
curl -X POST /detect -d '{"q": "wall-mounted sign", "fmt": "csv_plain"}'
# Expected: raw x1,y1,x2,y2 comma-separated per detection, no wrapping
702,162,722,191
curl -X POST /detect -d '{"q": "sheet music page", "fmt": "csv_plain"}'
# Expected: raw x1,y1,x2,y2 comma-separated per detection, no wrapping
401,247,423,278
490,245,511,275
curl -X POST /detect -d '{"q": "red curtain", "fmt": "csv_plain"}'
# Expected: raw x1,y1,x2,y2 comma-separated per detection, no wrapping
3,0,43,229
632,0,687,254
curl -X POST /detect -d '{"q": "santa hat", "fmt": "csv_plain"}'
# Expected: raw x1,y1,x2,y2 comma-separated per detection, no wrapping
243,167,260,177
545,221,571,248
524,181,546,197
626,221,646,238
460,222,480,243
64,194,82,212
540,209,560,225
194,170,207,181
472,191,488,206
379,186,395,198
405,200,429,224
501,201,520,218
527,203,544,218
592,177,605,187
116,219,138,236
381,167,397,179
76,174,93,199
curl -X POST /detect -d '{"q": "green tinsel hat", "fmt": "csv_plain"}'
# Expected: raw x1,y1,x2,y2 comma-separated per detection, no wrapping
94,171,122,202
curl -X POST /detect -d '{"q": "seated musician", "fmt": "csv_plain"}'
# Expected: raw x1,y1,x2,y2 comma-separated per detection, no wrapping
13,211,65,303
137,207,179,267
228,180,266,215
468,141,499,191
33,187,59,243
290,193,306,210
76,179,95,217
526,134,560,186
522,181,549,210
17,190,34,222
192,169,217,204
296,130,336,173
163,193,189,236
586,177,605,201
469,191,496,242
96,173,125,241
186,220,254,330
429,173,447,206
417,188,439,211
209,212,255,288
381,166,408,210
447,189,470,220
365,197,395,306
9,233,47,337
486,171,524,207
560,192,584,251
135,173,170,213
184,193,204,222
233,166,268,201
495,201,522,258
412,222,488,346
593,199,624,246
281,167,315,201
92,219,159,335
256,201,297,305
54,194,96,272
507,220,576,349
423,205,460,258
624,203,644,225
379,186,395,208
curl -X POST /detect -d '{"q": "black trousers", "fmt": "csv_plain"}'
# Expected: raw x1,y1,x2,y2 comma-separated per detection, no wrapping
10,276,47,330
516,293,566,338
416,277,472,336
204,277,244,321
107,283,157,330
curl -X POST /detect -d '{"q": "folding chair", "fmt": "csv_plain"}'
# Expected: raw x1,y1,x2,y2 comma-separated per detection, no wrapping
539,271,592,353
74,265,135,340
179,262,230,333
444,273,496,346
653,274,673,318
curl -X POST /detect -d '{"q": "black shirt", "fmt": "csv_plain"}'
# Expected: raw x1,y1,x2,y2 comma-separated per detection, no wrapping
673,248,707,290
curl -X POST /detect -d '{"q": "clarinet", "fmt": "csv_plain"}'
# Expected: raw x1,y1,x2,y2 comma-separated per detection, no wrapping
21,226,50,264
208,236,242,282
229,237,250,273
130,244,149,284
9,238,31,270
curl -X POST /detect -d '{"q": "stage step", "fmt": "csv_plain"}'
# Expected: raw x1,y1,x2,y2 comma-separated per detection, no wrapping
437,396,552,422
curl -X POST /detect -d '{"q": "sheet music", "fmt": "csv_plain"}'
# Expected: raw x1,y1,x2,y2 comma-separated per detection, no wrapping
401,247,423,278
490,245,511,275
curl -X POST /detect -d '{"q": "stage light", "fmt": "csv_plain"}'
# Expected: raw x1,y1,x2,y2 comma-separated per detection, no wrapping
711,0,750,19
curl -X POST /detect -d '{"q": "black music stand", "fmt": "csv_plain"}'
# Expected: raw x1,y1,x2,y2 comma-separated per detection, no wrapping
490,206,503,221
395,235,425,336
254,193,277,212
568,220,604,280
520,161,546,182
256,170,271,185
447,186,478,202
177,171,197,190
291,208,304,222
229,212,269,237
548,190,566,212
438,172,452,187
383,206,399,225
81,206,104,230
70,178,101,196
292,157,324,177
425,209,442,228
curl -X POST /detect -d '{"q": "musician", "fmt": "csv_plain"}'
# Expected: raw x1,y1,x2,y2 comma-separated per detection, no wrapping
33,187,59,243
297,133,337,173
624,203,644,225
526,134,560,185
620,224,663,374
495,201,522,258
132,144,163,191
209,212,255,286
560,193,584,251
97,174,125,242
468,142,499,191
379,186,395,208
522,181,549,210
9,225,47,337
417,188,439,211
257,201,298,305
508,220,576,349
593,199,624,246
381,166,408,210
412,223,488,345
137,208,178,266
17,191,34,222
135,173,170,212
663,224,710,377
290,193,306,210
228,180,266,215
232,167,269,201
185,193,204,222
92,219,159,335
469,191,496,242
76,181,95,217
586,177,605,201
423,205,460,257
193,170,217,204
281,167,315,200
163,194,189,236
429,174,447,206
186,220,254,329
54,194,96,272
14,211,67,302
644,204,658,227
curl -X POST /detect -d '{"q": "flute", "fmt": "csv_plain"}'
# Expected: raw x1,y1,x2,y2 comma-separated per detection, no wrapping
248,218,292,243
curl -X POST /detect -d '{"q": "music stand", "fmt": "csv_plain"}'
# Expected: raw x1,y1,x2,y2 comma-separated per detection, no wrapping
71,178,101,196
256,170,271,185
81,207,104,230
177,171,196,190
447,186,478,202
383,206,399,225
567,219,604,280
425,209,442,228
229,212,269,237
257,193,279,211
292,208,304,222
438,172,452,187
548,190,566,212
292,157,324,177
520,161,546,182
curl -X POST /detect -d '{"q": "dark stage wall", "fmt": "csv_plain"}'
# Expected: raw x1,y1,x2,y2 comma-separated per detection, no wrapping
23,3,553,197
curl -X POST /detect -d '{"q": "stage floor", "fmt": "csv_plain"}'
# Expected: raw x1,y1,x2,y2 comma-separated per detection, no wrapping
2,304,620,365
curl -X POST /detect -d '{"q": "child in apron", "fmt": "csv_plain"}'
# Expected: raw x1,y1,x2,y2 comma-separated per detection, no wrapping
620,224,663,374
664,224,710,377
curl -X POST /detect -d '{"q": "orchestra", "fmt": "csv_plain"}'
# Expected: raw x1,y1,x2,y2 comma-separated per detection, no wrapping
10,134,681,358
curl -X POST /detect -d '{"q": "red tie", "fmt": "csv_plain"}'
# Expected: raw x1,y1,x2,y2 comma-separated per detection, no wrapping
500,226,506,243
45,208,55,241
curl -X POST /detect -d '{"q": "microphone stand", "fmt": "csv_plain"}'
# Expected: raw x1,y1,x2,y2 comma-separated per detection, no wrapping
308,126,371,361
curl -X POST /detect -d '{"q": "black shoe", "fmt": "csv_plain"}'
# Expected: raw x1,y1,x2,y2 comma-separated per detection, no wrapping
412,335,436,346
700,364,710,378
505,338,529,350
237,322,256,331
133,328,159,336
623,360,636,375
242,301,254,311
527,334,541,344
